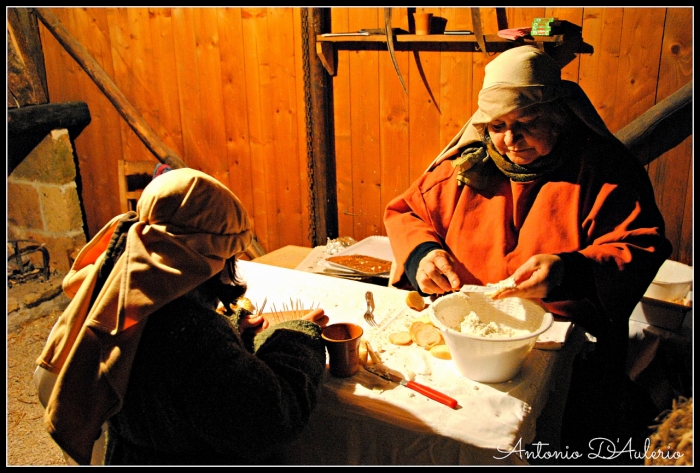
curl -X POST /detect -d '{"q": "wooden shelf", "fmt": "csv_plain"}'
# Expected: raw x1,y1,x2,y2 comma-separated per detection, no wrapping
315,33,565,75
317,33,563,44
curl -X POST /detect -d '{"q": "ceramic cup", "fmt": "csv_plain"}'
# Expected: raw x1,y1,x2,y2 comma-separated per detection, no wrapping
413,12,433,35
322,323,364,377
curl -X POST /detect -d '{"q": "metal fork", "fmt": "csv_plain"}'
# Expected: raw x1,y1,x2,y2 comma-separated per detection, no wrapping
364,291,377,327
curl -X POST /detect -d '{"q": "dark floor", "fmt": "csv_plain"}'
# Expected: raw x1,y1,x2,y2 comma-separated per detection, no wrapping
529,336,692,466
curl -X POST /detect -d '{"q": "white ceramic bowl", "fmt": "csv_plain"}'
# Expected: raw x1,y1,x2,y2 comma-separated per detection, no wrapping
429,291,553,383
644,260,693,303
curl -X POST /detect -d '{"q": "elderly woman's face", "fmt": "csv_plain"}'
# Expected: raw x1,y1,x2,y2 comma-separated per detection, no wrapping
487,104,560,165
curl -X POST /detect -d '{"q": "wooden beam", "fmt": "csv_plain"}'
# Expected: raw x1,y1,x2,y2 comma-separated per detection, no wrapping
305,8,338,245
615,81,693,166
8,101,91,175
32,8,187,170
316,41,336,76
8,101,90,137
7,7,49,107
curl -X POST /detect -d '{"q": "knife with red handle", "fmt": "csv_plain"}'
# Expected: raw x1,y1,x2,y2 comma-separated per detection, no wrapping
364,365,459,409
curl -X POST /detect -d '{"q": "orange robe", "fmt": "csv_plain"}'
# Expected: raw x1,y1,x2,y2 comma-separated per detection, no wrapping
384,132,671,342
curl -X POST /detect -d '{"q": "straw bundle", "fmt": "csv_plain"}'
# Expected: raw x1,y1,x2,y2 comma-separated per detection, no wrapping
645,397,693,465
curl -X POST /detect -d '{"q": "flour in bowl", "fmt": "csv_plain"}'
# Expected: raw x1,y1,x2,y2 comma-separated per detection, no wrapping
460,311,528,338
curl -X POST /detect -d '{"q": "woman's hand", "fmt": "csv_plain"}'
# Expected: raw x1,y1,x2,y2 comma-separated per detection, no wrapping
238,312,269,333
301,308,329,328
491,254,564,300
416,249,462,295
240,308,329,334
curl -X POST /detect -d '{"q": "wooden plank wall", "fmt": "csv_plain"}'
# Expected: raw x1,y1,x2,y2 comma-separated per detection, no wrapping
36,7,692,266
38,7,311,255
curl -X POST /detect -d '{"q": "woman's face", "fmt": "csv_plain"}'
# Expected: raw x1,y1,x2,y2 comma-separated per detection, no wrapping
487,104,561,165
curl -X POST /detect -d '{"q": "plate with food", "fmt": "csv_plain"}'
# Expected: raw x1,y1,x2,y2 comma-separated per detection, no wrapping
319,236,394,277
324,254,392,276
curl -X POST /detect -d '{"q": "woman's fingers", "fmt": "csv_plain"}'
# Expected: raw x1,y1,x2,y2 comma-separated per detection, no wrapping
302,307,325,322
417,250,461,295
437,263,461,291
490,254,563,299
419,267,453,294
301,308,328,327
239,313,265,329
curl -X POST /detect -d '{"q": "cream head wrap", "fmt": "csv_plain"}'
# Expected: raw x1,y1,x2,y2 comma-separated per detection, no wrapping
428,45,621,173
36,168,253,464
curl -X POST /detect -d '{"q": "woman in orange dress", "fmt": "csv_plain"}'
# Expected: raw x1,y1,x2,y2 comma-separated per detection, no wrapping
384,46,671,461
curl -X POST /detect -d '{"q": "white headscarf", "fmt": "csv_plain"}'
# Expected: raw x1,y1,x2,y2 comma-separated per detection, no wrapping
36,168,253,464
427,45,620,173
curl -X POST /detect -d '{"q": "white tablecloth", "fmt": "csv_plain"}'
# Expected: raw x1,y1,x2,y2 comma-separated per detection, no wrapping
238,260,584,465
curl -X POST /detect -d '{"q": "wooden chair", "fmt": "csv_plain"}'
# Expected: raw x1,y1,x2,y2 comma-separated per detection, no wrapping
117,159,267,259
117,159,157,213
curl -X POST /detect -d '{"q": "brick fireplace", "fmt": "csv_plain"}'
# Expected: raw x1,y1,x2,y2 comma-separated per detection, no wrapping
7,9,90,276
7,104,90,274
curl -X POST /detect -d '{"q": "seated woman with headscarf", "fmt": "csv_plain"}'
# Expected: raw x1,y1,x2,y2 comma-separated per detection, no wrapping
35,168,328,465
384,46,672,457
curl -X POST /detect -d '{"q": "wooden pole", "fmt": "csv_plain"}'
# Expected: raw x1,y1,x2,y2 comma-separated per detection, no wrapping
32,8,187,170
304,8,338,245
615,81,693,166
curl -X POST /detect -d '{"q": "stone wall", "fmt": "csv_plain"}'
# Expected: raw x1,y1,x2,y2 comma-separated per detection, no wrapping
7,128,87,273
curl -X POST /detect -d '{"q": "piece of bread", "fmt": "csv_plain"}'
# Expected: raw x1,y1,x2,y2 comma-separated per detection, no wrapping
484,276,516,299
389,331,413,346
414,324,443,349
430,344,451,360
405,291,426,311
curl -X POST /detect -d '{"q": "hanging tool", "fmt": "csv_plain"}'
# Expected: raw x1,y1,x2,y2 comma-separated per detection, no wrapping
471,8,488,57
384,8,408,94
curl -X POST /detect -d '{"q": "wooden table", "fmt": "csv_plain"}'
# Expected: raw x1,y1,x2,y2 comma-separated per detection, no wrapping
252,245,312,270
240,252,585,465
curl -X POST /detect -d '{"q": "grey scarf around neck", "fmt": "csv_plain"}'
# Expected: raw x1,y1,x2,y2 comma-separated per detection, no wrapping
452,131,568,189
484,130,565,182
